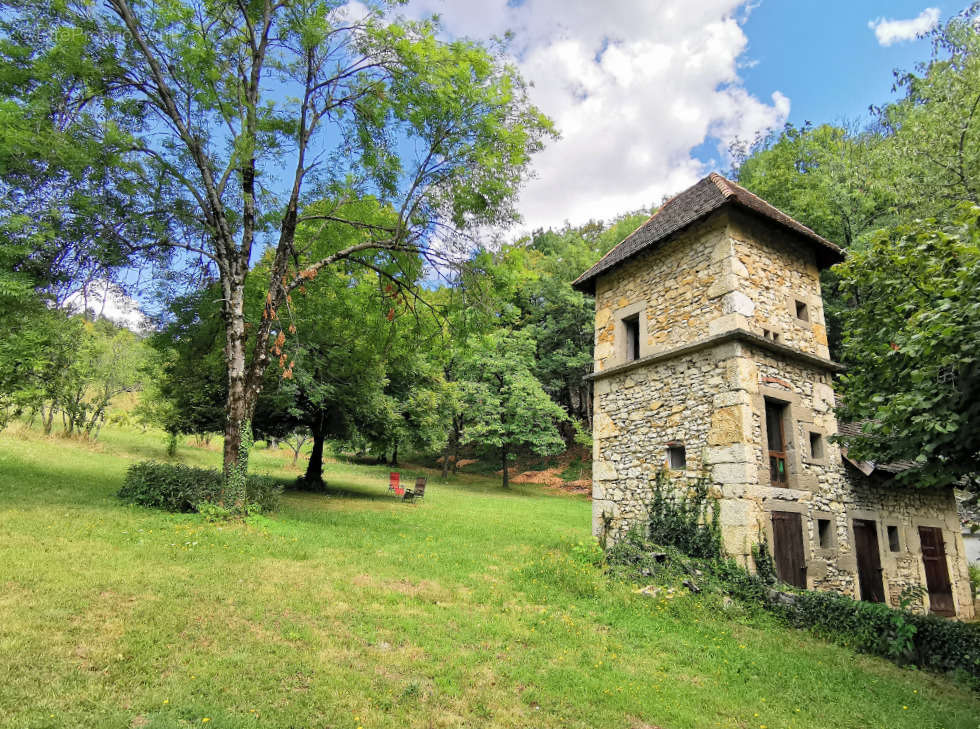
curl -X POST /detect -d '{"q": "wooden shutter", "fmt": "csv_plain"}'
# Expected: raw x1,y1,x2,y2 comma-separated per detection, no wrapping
918,526,955,616
853,519,885,603
771,511,806,588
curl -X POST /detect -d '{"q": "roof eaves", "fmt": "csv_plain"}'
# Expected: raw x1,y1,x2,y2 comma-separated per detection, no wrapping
571,172,844,295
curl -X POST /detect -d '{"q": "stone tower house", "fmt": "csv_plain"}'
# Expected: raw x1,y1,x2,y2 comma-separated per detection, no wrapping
572,173,974,618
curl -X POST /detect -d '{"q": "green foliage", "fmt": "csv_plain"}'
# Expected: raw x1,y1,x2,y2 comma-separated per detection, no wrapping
458,329,567,487
734,8,980,359
224,420,255,508
118,461,282,515
771,588,980,683
834,205,980,491
880,8,980,219
0,2,157,304
735,122,896,248
969,563,980,601
646,469,723,561
3,0,555,477
0,307,150,438
750,538,778,586
196,501,235,523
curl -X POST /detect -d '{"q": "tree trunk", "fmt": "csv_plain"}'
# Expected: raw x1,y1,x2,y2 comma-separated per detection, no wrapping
451,418,462,475
501,445,509,489
304,420,325,485
222,282,250,486
441,443,451,479
42,404,54,435
391,443,398,467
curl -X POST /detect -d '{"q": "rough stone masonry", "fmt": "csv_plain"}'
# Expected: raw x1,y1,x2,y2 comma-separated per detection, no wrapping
572,173,974,619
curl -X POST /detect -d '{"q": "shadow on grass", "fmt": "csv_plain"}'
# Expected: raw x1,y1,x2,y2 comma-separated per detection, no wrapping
284,477,395,504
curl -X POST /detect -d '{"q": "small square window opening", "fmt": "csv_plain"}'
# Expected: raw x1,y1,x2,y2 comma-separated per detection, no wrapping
795,300,809,322
623,314,640,361
667,444,686,470
817,518,832,549
887,525,900,552
809,432,824,460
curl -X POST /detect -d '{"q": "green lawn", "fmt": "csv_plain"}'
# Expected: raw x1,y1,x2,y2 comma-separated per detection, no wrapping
0,425,977,729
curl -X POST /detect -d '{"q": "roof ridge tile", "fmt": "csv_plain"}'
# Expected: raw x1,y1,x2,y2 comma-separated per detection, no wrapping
708,171,735,198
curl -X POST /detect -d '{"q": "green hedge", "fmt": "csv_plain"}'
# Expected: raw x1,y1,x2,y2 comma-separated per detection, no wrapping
608,527,980,687
118,461,282,514
767,587,980,683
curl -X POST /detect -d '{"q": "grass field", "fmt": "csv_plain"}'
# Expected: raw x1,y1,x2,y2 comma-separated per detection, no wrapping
0,424,977,729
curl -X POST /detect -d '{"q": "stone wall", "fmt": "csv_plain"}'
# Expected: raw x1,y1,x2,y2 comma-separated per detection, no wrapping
728,211,829,358
593,212,728,372
588,207,974,617
591,334,974,617
592,346,721,539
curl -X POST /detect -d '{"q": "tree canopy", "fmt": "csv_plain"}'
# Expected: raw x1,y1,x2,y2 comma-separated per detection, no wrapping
835,206,980,492
1,0,554,504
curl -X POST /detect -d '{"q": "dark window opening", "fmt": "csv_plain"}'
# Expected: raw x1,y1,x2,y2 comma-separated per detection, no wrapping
795,300,809,322
765,399,789,486
763,329,780,343
809,432,824,459
624,315,640,361
817,518,832,548
667,444,686,470
887,525,900,552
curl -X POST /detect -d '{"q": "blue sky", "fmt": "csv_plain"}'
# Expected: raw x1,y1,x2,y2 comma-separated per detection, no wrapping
740,1,944,129
405,0,954,232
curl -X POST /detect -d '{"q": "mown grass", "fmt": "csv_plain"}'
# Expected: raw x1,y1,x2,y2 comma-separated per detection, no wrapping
0,424,977,729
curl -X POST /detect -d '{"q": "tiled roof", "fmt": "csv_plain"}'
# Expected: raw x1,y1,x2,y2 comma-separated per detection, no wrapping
837,420,918,475
572,172,844,294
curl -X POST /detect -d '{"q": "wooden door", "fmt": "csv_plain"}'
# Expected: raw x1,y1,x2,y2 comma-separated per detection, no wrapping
918,526,955,616
771,511,806,588
853,519,885,603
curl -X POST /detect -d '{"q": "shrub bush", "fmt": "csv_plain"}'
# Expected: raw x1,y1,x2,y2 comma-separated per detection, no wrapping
119,461,282,514
768,586,980,683
646,469,722,561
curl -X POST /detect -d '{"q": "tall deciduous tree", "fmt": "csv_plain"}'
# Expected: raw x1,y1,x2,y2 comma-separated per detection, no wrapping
734,122,896,248
834,205,980,494
3,0,552,503
880,7,980,218
459,330,566,488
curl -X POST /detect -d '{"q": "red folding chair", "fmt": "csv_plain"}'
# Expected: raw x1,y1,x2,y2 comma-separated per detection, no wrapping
389,471,404,496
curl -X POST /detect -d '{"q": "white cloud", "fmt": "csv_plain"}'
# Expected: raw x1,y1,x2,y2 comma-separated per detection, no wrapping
400,0,790,231
868,8,940,47
64,281,151,333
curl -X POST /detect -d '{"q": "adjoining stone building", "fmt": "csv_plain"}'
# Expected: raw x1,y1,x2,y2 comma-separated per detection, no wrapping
572,172,975,619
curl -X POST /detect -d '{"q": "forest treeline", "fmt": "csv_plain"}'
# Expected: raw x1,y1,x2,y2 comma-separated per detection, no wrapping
1,5,978,492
